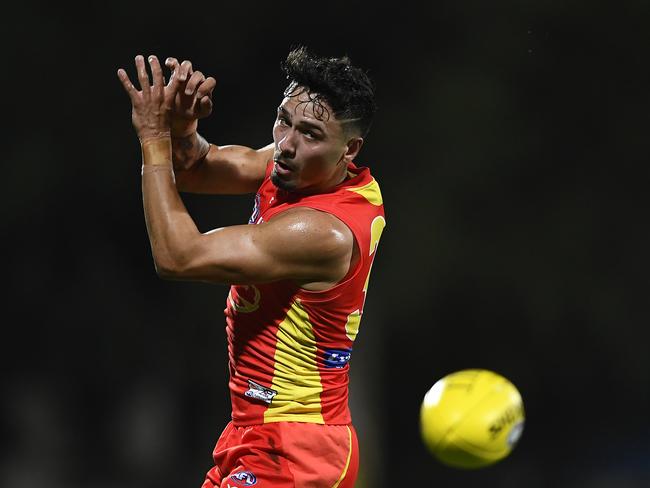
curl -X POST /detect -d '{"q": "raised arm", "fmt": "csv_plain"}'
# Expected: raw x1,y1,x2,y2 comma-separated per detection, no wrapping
164,57,272,195
117,54,355,289
146,201,354,288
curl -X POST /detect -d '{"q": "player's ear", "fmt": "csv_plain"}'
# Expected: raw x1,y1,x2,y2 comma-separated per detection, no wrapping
340,137,364,165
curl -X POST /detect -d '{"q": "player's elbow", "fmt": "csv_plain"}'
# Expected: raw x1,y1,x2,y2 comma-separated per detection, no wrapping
151,250,195,280
152,246,223,282
153,262,176,280
153,256,183,280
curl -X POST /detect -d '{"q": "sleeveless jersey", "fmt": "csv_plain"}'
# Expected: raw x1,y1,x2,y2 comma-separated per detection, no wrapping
224,161,386,426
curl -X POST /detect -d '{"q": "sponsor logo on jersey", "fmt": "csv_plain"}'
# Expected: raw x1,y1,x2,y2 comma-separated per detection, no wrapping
248,193,261,224
323,348,352,368
229,470,257,486
245,379,278,404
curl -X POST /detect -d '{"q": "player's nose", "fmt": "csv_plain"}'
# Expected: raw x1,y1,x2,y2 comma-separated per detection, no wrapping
278,131,297,158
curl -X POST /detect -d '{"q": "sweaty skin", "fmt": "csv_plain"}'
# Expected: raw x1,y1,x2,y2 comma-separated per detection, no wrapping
117,55,363,290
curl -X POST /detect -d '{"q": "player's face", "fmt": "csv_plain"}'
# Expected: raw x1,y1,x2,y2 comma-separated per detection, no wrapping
271,86,357,193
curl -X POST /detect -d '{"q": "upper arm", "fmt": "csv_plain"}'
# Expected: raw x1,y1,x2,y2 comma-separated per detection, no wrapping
166,208,354,285
175,142,274,194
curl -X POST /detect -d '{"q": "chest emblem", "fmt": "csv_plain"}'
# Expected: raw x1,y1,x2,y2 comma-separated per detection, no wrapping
228,285,261,313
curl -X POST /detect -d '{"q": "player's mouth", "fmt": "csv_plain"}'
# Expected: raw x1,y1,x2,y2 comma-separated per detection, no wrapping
273,159,294,176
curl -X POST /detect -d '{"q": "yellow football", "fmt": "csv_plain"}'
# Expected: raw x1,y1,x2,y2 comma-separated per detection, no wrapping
420,369,525,469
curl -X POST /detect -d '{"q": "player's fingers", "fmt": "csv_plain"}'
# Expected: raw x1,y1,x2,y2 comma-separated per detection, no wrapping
117,68,140,102
165,57,179,71
180,60,193,82
165,57,186,83
135,55,150,101
196,76,217,99
197,96,213,118
164,66,183,106
148,55,164,95
185,70,204,96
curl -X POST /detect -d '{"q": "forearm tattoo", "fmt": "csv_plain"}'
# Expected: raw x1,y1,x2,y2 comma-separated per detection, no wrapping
172,134,210,171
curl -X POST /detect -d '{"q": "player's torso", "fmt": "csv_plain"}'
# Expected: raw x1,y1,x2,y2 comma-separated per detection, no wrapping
225,162,386,426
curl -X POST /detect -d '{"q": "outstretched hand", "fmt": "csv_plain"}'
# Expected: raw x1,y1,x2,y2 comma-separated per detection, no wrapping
117,54,180,142
117,55,217,142
164,57,217,136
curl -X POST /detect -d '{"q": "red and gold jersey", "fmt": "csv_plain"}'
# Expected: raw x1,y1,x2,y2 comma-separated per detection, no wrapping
224,161,386,426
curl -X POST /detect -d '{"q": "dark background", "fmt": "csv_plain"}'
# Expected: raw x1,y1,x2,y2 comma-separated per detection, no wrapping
3,1,649,487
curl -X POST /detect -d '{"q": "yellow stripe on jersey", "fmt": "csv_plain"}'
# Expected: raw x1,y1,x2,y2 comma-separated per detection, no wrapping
345,309,361,341
347,215,386,341
264,299,324,424
347,177,383,206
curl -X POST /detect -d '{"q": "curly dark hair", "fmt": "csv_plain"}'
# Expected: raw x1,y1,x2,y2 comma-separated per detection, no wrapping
281,46,377,138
